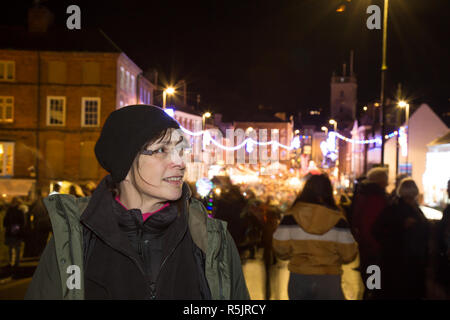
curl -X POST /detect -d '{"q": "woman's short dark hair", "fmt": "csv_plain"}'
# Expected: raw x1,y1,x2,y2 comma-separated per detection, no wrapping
293,174,338,210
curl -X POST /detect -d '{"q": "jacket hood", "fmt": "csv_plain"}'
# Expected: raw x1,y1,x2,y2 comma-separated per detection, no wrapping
285,201,344,235
357,180,386,196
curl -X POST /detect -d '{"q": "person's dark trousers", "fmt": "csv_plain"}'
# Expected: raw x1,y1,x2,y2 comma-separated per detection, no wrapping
8,244,21,271
359,254,381,300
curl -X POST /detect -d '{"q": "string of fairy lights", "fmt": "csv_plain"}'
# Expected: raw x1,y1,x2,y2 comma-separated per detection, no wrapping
178,125,403,151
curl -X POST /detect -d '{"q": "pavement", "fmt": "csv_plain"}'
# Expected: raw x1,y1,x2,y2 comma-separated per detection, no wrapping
0,257,38,300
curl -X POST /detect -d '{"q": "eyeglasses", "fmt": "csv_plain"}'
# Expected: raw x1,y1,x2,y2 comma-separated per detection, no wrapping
140,144,192,159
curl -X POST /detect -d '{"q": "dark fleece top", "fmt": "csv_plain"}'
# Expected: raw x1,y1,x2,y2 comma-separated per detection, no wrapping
81,175,211,299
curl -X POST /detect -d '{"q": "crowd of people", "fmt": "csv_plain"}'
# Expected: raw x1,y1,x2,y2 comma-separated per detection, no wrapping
1,194,50,276
1,166,449,299
349,169,450,300
0,183,94,278
201,167,449,300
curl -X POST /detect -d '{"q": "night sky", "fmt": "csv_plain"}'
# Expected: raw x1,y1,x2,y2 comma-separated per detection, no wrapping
5,0,450,121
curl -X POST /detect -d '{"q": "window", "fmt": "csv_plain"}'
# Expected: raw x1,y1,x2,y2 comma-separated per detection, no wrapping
131,75,135,94
0,61,15,81
0,142,14,176
126,71,130,92
120,67,125,89
0,97,14,122
47,96,66,126
147,92,151,104
82,97,101,127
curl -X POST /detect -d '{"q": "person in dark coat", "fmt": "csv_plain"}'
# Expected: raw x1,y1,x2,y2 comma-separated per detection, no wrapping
373,178,430,299
351,167,389,298
213,185,247,248
433,179,450,297
3,197,25,271
239,197,263,259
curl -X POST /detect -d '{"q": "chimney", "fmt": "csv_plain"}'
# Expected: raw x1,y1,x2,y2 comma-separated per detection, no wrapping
28,2,54,33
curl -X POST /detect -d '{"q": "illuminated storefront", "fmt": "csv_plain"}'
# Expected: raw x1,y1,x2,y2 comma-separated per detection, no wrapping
423,131,450,209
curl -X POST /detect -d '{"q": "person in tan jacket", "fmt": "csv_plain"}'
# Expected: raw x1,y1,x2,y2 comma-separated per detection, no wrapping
273,174,358,300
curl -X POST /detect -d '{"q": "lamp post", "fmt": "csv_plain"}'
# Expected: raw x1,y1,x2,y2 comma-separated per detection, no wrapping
398,100,410,174
380,0,389,166
162,87,175,109
202,112,211,130
321,126,328,136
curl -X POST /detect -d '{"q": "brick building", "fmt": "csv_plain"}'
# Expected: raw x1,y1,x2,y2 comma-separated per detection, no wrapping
0,7,155,197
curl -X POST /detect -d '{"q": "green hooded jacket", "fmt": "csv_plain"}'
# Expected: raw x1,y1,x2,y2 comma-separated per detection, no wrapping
25,191,250,300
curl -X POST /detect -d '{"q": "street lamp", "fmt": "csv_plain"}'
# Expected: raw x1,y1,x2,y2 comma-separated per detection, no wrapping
329,119,337,132
398,100,410,123
202,112,211,130
321,126,328,136
163,87,175,109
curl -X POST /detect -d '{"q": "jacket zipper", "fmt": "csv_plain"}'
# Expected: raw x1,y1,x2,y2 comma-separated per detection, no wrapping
136,228,153,299
148,197,189,299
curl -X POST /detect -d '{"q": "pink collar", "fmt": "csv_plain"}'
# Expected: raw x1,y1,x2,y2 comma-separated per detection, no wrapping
115,196,170,221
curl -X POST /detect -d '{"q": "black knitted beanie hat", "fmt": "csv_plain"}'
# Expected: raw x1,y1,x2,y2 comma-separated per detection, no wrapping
95,104,180,183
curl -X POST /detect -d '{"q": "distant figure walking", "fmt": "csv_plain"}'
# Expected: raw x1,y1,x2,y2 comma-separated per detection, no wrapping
351,167,389,298
273,174,358,300
3,197,25,272
373,178,430,299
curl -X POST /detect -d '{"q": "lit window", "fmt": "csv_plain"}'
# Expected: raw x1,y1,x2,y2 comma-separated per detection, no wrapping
82,97,101,127
0,96,14,122
0,61,15,81
47,96,66,126
120,67,125,89
0,142,14,176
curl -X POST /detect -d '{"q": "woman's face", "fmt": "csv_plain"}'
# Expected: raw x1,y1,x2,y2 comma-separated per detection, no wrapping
130,128,189,202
